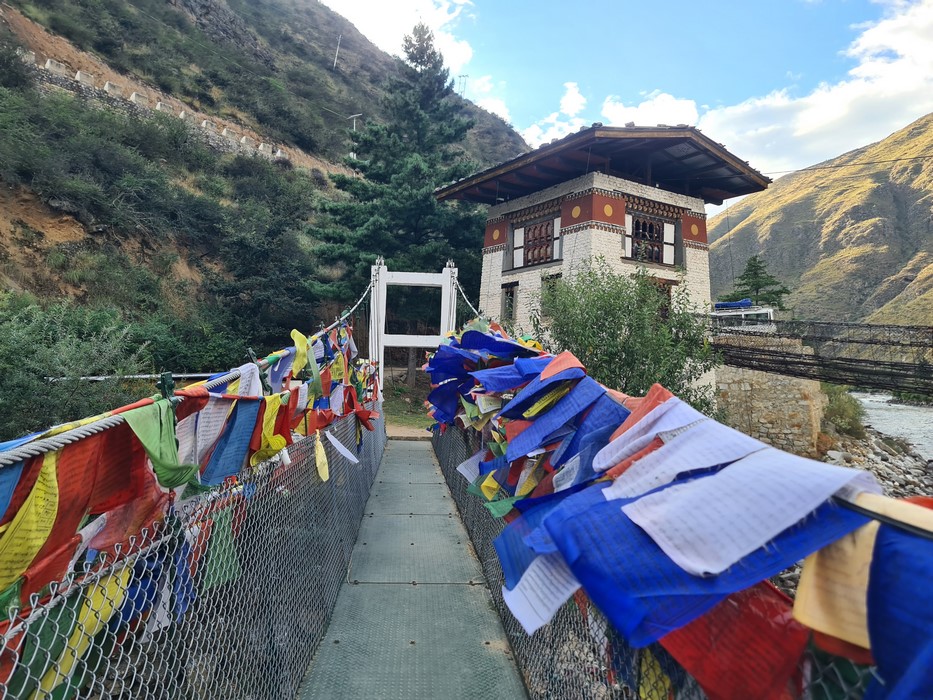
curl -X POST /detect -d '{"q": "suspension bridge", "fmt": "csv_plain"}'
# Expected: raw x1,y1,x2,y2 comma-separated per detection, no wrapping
0,262,930,700
711,319,933,395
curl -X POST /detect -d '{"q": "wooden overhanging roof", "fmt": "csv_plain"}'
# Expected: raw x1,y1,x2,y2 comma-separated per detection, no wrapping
436,124,770,206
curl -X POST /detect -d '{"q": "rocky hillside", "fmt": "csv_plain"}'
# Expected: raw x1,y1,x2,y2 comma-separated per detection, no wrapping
709,113,933,325
1,0,526,167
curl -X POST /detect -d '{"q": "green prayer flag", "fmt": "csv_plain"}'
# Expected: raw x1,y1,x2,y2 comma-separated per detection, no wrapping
202,508,241,590
123,400,198,489
484,496,520,519
6,590,83,697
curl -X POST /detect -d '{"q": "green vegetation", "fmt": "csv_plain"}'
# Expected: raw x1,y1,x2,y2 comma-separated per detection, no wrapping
10,0,335,153
532,261,721,414
0,292,151,440
381,375,434,431
321,23,485,323
821,383,867,439
0,63,335,363
720,254,790,308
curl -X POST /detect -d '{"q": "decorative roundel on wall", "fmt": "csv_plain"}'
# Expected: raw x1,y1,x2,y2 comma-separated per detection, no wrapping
690,223,700,237
493,228,501,241
604,204,613,217
571,205,581,219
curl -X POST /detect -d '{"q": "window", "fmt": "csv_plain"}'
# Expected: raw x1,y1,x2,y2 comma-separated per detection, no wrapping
508,217,562,271
540,273,561,319
631,215,664,264
501,283,517,321
524,220,553,266
627,214,675,265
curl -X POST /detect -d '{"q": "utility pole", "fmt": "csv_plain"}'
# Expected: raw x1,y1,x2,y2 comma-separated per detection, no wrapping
333,34,342,70
457,74,468,95
347,113,362,131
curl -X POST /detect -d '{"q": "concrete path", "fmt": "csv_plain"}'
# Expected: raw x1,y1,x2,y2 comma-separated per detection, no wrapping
300,440,526,699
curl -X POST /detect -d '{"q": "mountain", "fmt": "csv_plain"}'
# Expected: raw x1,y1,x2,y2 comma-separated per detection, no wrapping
0,0,528,371
0,0,526,166
708,113,933,326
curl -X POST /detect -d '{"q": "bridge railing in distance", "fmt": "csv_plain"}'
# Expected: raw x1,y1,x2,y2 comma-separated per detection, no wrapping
2,405,385,699
433,424,874,700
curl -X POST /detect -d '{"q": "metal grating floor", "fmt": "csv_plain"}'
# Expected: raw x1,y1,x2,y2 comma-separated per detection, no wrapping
300,440,526,699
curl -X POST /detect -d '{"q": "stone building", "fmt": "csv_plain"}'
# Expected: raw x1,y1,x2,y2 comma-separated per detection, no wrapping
436,124,769,329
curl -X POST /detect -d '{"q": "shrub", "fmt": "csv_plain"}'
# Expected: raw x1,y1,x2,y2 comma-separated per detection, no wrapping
0,293,151,440
532,260,721,414
822,383,867,439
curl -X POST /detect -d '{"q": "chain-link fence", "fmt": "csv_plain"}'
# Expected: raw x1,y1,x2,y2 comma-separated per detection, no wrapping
1,405,385,699
433,424,876,700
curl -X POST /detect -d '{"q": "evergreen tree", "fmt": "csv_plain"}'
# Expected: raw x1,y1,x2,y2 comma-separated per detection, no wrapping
320,23,484,323
722,255,790,308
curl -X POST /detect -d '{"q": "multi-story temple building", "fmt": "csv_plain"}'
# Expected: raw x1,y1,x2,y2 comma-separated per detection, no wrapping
436,124,769,329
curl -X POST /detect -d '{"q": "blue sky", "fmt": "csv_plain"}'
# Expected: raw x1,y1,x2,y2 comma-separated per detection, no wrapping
320,0,933,208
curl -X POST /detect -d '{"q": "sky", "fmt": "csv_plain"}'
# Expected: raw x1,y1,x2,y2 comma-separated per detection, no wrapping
319,0,933,209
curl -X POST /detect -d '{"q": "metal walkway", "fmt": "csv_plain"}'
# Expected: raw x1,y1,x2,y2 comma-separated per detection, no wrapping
300,440,527,699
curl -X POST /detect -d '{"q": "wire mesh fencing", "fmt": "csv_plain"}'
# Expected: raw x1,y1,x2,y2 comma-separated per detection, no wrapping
433,424,877,700
1,405,385,699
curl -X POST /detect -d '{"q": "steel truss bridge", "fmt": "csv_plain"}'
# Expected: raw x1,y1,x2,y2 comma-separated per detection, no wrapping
710,319,933,396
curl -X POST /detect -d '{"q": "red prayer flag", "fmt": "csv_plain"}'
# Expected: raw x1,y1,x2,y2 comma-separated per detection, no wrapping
660,582,809,700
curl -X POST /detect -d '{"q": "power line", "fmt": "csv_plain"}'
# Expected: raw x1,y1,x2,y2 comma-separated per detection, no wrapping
764,153,933,176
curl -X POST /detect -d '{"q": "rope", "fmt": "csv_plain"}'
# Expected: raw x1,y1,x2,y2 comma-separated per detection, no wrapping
455,278,485,320
0,281,374,467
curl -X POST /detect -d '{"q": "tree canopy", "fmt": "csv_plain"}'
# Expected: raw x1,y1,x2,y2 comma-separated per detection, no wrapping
320,23,484,326
532,262,721,414
721,254,790,308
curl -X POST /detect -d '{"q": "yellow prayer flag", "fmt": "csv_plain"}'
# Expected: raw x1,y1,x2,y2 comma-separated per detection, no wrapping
480,472,500,501
638,649,673,700
290,329,309,375
315,430,329,482
0,451,59,590
523,384,572,419
249,395,288,466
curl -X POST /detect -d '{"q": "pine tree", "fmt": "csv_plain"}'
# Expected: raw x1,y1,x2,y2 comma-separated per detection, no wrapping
722,255,790,308
320,23,484,322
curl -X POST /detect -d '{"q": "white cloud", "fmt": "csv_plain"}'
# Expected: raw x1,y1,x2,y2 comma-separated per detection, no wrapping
698,0,933,177
560,82,586,117
319,0,474,73
477,97,512,123
521,83,591,146
521,113,589,148
601,90,699,128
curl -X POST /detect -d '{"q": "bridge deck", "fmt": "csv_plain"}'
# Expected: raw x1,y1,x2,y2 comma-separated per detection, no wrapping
300,440,526,699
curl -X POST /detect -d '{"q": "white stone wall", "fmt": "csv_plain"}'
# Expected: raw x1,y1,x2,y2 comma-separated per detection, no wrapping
479,248,504,320
505,266,552,332
683,244,712,309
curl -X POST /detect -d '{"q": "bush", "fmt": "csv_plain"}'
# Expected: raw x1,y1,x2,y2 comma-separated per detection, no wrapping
0,43,33,89
0,293,151,440
822,383,867,438
532,260,721,413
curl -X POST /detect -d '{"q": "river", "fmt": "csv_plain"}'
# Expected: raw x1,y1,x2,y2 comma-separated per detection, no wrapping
852,392,933,461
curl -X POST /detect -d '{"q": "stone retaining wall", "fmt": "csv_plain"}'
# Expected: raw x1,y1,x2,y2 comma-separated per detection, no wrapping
716,336,825,456
21,52,282,161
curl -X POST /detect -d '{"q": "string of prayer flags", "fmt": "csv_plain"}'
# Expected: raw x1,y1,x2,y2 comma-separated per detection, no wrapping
864,497,933,699
199,398,261,487
123,400,199,489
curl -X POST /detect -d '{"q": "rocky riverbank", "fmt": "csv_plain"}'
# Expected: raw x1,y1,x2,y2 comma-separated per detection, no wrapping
772,427,931,596
825,427,932,498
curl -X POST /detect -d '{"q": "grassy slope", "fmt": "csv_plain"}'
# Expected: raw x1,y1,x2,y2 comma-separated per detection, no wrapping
709,113,933,324
6,0,526,165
